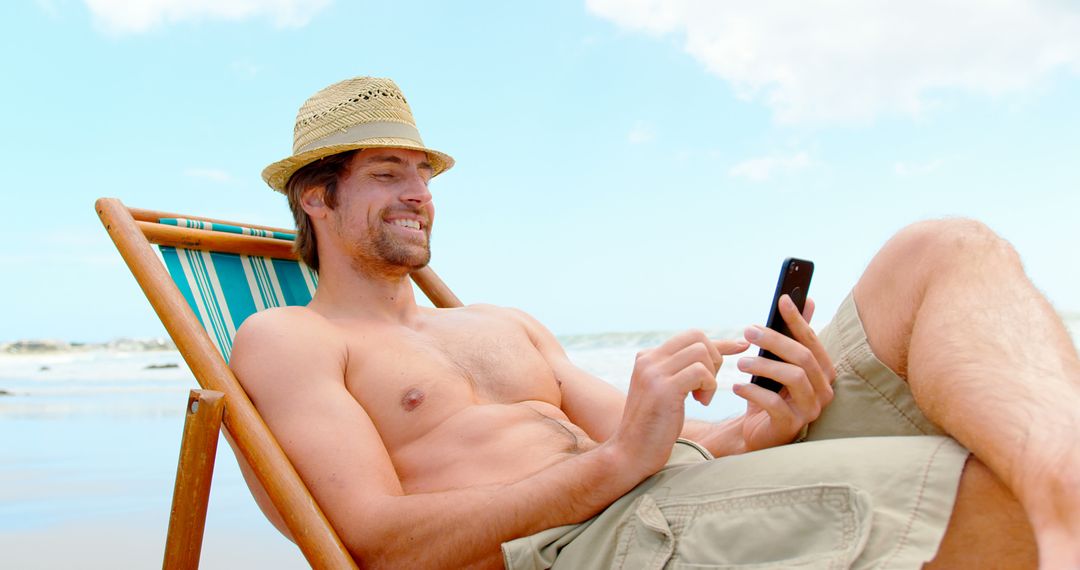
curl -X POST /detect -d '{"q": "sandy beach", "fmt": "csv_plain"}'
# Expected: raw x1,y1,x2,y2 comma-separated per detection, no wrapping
1,503,305,569
0,351,307,568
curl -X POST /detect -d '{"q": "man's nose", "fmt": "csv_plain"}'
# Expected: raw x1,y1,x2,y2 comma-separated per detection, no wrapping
399,174,432,205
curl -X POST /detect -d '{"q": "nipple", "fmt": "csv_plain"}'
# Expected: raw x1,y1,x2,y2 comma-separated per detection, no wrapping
401,388,425,412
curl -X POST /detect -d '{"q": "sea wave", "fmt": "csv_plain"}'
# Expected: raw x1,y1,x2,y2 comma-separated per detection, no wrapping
558,327,744,350
1,317,1076,420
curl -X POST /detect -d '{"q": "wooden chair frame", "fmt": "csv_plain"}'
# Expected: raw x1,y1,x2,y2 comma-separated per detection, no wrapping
95,197,462,569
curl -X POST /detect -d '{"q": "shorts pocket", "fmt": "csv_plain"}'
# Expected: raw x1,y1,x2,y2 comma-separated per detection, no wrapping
611,494,675,570
615,484,873,569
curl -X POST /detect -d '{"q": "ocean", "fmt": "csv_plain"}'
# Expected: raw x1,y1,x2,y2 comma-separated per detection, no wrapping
2,320,1077,568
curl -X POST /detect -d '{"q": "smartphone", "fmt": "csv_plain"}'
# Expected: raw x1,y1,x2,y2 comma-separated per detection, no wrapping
750,258,814,392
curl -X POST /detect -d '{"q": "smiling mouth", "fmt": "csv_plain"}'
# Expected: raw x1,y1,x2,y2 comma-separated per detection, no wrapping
391,218,422,231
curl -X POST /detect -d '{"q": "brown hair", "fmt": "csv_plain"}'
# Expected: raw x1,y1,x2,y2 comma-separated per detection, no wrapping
283,150,358,272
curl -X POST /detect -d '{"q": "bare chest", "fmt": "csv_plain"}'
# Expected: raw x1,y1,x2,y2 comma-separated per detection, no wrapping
342,316,562,448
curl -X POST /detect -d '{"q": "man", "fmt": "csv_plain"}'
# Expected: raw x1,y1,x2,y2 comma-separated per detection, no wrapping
232,76,1080,568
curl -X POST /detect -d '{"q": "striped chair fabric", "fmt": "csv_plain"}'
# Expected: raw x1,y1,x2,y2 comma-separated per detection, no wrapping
157,218,318,362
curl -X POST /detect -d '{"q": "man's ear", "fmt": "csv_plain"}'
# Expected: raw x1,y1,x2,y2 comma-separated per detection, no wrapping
300,186,329,219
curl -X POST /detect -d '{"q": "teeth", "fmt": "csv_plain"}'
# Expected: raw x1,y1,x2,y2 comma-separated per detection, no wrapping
392,219,421,230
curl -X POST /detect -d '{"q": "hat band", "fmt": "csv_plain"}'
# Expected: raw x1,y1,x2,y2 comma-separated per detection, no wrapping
295,121,423,154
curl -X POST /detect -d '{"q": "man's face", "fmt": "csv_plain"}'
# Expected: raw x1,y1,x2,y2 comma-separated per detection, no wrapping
326,148,436,275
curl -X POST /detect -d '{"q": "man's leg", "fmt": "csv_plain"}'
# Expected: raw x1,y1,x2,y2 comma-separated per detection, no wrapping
927,456,1036,568
853,218,1080,566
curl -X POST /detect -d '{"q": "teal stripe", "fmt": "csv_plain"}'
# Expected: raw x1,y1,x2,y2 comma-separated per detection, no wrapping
181,248,220,353
301,262,319,294
187,250,226,356
250,257,277,308
263,259,284,306
159,243,319,362
211,252,258,342
273,258,315,305
160,246,205,330
188,249,233,358
158,218,295,241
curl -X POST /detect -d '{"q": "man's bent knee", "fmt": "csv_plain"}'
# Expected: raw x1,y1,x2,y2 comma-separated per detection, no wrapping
883,218,1020,275
853,218,1021,377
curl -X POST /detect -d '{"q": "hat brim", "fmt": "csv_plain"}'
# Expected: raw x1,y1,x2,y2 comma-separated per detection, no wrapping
261,137,455,193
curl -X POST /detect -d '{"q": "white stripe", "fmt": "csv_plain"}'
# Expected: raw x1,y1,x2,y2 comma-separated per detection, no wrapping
241,256,288,310
260,258,287,307
176,249,228,357
300,262,318,297
241,256,268,312
197,250,238,356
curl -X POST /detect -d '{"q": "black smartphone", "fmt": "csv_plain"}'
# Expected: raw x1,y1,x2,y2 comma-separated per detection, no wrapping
750,258,814,393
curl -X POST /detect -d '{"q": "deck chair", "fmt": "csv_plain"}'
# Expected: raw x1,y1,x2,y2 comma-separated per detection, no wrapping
95,197,463,569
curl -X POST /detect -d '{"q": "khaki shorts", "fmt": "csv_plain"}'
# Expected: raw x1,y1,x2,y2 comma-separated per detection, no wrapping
502,294,969,569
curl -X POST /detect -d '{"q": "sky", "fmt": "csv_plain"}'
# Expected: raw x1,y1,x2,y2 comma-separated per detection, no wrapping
3,0,1079,343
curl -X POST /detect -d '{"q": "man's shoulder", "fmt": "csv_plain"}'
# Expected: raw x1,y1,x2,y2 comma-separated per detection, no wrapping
230,306,347,395
237,305,331,339
233,306,340,362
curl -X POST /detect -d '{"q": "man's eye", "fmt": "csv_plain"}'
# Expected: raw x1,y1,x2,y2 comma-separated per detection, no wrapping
373,172,395,179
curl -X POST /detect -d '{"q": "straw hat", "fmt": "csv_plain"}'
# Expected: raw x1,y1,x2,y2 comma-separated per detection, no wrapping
262,76,454,192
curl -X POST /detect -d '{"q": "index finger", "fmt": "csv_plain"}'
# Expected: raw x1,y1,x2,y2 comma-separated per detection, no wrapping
655,331,743,373
655,329,710,356
654,330,720,370
713,338,751,356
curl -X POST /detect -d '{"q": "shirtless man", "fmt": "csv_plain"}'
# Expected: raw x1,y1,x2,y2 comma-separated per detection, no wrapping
232,77,1080,568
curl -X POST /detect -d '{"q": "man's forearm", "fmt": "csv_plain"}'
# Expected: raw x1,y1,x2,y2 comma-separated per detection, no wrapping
347,443,643,569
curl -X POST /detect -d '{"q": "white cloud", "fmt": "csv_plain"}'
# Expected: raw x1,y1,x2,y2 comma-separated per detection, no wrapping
184,168,233,183
83,0,332,35
729,151,811,182
586,0,1080,124
627,121,654,144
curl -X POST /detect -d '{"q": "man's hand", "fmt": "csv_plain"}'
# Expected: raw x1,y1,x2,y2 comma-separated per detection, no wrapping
606,330,749,480
734,295,836,452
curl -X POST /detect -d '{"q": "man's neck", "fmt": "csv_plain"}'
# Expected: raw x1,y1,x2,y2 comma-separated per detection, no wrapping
308,254,424,324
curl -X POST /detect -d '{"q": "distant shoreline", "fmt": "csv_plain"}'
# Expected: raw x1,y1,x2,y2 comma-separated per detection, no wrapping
4,310,1077,355
1,338,176,355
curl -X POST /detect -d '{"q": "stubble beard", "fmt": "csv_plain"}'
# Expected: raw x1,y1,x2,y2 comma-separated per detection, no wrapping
335,207,432,278
345,220,431,278
371,224,431,271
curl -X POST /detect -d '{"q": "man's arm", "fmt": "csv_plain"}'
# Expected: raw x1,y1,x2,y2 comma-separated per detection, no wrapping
512,301,835,458
230,308,716,568
509,307,735,444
